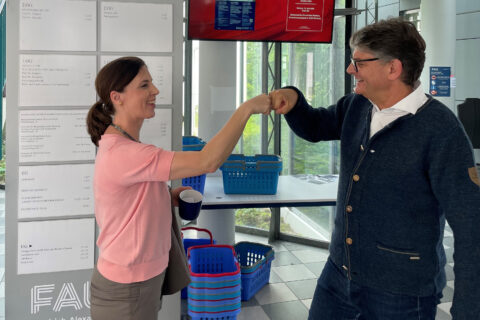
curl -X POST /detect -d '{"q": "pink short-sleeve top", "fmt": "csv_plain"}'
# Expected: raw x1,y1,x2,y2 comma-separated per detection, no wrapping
94,134,175,283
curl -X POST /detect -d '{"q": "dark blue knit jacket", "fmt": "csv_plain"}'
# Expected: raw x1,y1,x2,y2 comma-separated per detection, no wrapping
284,87,480,319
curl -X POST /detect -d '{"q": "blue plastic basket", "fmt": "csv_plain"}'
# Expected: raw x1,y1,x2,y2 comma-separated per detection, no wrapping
182,136,207,193
234,241,275,301
220,154,282,194
182,136,206,151
181,227,216,299
187,245,241,320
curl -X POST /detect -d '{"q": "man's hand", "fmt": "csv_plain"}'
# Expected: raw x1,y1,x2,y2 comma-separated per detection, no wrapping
269,88,299,114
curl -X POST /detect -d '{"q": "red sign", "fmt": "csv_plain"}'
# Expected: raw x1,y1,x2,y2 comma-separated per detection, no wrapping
188,0,335,43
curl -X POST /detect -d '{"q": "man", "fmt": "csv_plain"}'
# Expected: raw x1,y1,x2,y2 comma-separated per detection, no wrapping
270,18,480,320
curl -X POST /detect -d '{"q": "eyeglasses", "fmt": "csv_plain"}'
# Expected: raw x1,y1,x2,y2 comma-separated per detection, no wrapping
350,57,379,72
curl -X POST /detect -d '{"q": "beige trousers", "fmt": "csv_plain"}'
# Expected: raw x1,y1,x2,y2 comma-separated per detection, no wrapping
90,267,166,320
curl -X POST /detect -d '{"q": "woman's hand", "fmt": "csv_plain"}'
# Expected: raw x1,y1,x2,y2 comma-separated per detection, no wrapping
170,186,192,207
241,94,271,115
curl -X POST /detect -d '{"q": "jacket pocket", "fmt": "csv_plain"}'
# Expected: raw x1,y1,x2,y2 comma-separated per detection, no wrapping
376,244,421,260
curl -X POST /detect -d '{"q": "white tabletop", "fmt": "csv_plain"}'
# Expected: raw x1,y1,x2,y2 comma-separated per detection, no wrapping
201,175,339,209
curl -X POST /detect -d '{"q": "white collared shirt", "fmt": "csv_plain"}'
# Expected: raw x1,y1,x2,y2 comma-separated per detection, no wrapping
370,82,428,138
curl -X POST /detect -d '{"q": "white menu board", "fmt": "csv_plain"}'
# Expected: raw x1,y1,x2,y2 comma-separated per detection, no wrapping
101,2,172,52
18,164,94,219
141,108,172,149
19,0,96,51
19,54,96,107
18,218,95,275
19,109,95,162
101,55,173,105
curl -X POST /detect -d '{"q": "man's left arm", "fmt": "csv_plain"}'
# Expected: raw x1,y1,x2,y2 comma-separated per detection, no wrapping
428,125,480,319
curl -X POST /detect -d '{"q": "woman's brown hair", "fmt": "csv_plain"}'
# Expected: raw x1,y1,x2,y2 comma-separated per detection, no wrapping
86,56,146,146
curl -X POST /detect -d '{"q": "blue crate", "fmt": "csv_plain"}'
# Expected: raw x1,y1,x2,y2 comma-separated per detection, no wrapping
182,136,207,193
182,174,206,194
220,154,282,194
234,241,274,301
187,245,241,320
182,136,206,151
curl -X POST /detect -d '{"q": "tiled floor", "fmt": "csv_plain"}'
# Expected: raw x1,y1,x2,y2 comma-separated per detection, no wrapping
182,228,454,320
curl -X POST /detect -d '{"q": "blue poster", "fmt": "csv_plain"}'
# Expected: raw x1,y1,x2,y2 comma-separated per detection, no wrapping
215,0,255,31
429,66,451,97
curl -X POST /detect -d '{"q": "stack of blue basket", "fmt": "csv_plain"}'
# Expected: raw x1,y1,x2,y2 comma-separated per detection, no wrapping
187,245,241,320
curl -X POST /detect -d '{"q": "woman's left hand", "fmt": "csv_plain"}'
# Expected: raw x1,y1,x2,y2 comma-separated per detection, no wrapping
170,186,192,207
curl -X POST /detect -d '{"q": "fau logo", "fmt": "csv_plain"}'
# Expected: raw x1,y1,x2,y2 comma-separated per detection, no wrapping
31,282,90,314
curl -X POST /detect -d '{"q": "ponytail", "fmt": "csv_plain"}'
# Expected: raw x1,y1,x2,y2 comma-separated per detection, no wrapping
86,101,113,146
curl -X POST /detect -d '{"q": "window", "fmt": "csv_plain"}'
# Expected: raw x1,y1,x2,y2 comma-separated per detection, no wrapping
236,4,347,241
185,0,349,243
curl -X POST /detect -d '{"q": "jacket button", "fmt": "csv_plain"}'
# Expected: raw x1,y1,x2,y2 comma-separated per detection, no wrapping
353,174,360,182
346,238,353,245
342,265,348,271
346,205,353,213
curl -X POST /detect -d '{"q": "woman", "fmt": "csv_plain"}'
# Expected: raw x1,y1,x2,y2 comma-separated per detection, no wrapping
86,56,270,319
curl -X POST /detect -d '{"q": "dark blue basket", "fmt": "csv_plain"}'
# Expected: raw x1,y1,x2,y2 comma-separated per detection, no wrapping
234,241,274,301
182,136,207,193
220,154,282,194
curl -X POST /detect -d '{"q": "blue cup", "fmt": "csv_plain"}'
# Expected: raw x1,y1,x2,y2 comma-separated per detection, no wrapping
178,189,203,220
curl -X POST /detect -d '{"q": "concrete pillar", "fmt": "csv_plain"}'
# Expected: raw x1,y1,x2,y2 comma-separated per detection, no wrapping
196,41,237,245
420,0,456,112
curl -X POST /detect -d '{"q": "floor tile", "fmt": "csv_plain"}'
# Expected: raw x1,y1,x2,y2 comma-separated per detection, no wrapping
446,280,454,289
304,261,326,277
237,306,270,320
235,233,269,245
281,241,320,251
272,264,316,282
240,296,259,307
267,242,288,253
262,300,309,320
291,249,328,263
269,269,284,284
271,250,301,267
437,302,452,320
445,264,455,281
441,284,454,303
255,283,297,305
444,247,454,264
301,299,312,309
285,279,317,300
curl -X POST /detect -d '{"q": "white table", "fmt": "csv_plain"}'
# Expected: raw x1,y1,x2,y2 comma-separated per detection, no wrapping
196,175,338,244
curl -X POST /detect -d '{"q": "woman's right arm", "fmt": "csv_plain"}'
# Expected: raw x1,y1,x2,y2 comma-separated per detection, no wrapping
169,94,271,180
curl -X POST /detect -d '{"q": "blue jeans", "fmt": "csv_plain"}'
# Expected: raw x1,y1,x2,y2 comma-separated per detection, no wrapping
308,259,441,320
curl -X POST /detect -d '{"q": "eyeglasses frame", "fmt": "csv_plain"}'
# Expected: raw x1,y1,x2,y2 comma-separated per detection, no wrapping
350,57,380,72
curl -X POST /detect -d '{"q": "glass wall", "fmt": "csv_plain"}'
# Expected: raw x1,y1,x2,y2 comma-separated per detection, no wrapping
235,1,347,241
186,0,349,243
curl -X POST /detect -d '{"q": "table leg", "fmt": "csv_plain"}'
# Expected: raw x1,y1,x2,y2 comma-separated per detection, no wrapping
196,209,236,245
